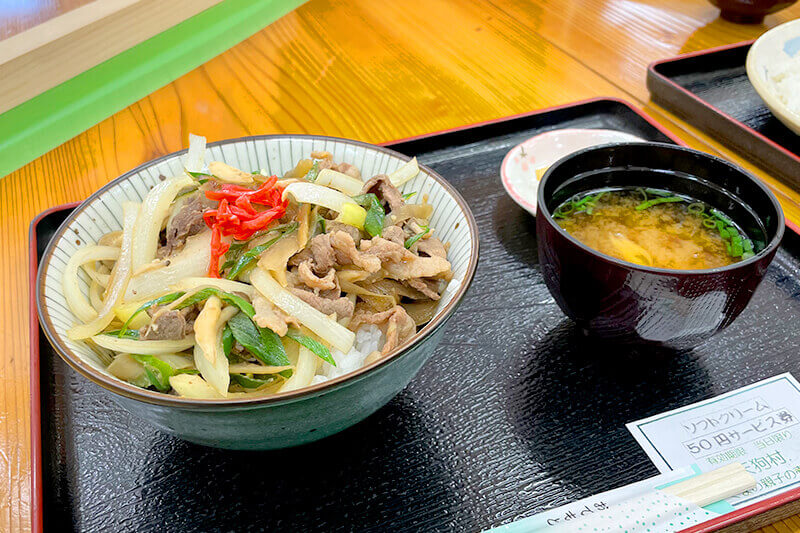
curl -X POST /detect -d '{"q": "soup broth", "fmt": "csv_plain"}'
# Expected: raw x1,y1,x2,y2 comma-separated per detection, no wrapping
553,187,755,270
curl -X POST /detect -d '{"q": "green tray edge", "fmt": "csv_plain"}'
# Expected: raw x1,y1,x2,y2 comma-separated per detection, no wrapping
0,0,307,178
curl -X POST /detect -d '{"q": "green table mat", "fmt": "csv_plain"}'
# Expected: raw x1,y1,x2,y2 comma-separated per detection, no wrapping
0,0,306,179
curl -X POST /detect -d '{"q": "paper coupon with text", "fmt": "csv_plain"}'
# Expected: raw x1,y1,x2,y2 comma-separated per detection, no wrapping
627,373,800,507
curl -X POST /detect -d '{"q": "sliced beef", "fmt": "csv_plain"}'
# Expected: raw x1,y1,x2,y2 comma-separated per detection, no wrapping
298,261,337,291
350,305,416,354
334,162,361,180
405,278,442,300
292,229,373,275
381,225,406,246
160,196,211,258
383,253,452,280
179,305,200,335
361,175,404,213
359,237,408,263
310,233,337,274
415,237,447,258
311,151,362,179
288,248,313,268
329,231,382,272
253,293,298,336
310,150,333,161
139,310,186,340
325,221,361,245
290,288,354,318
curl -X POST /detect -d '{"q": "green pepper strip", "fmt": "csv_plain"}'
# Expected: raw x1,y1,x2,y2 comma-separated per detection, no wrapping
231,373,275,389
352,193,385,237
285,328,336,366
405,226,430,249
118,291,186,337
225,222,298,280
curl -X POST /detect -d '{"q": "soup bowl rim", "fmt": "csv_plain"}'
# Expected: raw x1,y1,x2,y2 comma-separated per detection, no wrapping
536,141,785,276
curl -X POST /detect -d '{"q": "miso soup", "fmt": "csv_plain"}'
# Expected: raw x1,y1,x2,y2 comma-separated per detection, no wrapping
552,187,756,270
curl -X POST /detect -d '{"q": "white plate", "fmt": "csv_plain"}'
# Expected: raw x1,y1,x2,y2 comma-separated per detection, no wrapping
747,19,800,136
500,128,644,215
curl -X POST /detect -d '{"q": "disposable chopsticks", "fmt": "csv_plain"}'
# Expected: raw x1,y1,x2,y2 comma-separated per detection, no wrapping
661,463,755,507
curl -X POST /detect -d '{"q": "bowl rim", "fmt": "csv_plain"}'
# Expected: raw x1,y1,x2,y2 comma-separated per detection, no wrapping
537,141,785,275
746,19,800,135
37,134,480,408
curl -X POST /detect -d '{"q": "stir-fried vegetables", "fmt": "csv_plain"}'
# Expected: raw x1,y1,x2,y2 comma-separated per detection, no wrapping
92,334,196,354
282,182,366,229
63,136,453,399
131,176,194,270
388,157,420,187
315,168,363,195
226,222,298,280
203,177,288,276
352,193,385,237
63,245,120,323
250,267,355,353
68,202,138,340
227,312,290,366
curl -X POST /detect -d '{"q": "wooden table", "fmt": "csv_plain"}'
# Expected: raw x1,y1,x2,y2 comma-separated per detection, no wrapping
3,1,800,531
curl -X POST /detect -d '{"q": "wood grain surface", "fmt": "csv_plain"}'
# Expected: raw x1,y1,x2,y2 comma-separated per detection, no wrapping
4,0,800,531
0,0,93,40
0,0,225,114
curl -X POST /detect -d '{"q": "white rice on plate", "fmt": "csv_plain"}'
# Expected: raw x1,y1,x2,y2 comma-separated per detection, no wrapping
765,53,800,117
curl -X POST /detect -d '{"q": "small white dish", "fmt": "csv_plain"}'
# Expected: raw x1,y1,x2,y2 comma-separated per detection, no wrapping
747,19,800,136
500,128,644,215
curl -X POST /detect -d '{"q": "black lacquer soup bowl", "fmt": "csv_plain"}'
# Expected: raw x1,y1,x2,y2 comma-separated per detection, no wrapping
536,142,784,350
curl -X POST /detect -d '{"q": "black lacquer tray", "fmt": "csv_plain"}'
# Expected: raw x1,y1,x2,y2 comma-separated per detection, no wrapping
31,98,800,532
648,41,800,196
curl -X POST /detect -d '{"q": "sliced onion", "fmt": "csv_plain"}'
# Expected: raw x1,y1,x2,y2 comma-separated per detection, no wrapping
184,134,206,174
107,353,144,381
250,267,355,353
130,175,195,271
91,334,195,354
171,276,255,298
388,157,419,187
339,280,396,311
156,353,194,369
315,169,363,195
68,203,138,340
228,363,293,374
63,245,120,323
390,203,433,225
192,306,237,397
82,256,112,287
169,373,223,399
207,161,254,185
257,235,300,286
194,296,222,364
107,353,193,382
279,346,317,392
124,230,211,300
89,281,105,312
403,300,440,326
282,182,365,220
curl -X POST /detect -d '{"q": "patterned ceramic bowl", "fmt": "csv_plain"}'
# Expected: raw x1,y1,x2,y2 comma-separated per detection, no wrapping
37,135,479,450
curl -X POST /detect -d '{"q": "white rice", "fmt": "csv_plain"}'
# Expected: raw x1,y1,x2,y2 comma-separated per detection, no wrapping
767,54,800,116
318,324,385,380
